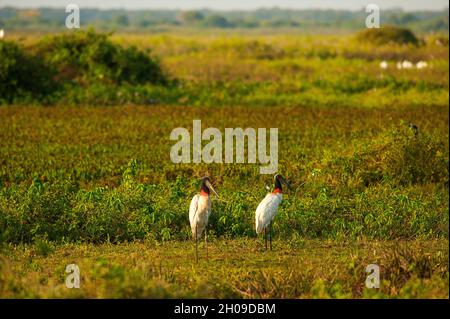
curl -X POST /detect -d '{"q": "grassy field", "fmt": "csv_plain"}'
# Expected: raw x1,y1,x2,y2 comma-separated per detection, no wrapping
0,31,449,298
1,239,448,298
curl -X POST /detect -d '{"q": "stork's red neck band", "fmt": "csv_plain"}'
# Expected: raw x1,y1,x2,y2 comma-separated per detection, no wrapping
200,190,209,196
272,188,282,194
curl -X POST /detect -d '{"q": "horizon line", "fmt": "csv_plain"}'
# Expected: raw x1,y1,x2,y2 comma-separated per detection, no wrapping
0,5,449,13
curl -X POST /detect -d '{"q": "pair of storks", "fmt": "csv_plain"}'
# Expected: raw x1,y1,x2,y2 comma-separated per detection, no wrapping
189,174,290,262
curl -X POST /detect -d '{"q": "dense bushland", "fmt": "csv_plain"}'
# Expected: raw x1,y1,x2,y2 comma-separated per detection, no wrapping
0,30,168,104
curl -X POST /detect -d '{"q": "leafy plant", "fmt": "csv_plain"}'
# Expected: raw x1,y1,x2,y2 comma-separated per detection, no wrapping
355,25,420,46
36,29,167,86
0,40,58,103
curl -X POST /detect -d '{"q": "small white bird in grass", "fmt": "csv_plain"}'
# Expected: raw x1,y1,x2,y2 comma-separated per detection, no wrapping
255,174,290,251
189,176,219,262
402,60,414,69
0,29,4,39
416,61,428,69
379,61,388,69
397,60,413,70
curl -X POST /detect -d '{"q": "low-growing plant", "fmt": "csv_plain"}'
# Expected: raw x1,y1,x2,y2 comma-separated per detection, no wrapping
355,26,420,46
329,123,449,188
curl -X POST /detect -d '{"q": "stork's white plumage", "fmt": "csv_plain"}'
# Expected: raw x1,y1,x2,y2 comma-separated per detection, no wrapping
189,193,211,240
255,174,290,250
189,177,218,262
189,194,199,229
255,192,282,234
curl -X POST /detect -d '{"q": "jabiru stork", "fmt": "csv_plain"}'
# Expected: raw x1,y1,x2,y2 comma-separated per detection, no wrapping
255,174,290,250
189,177,218,262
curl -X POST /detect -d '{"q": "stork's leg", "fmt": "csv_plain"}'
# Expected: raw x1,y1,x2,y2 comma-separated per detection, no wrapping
269,222,273,251
264,228,267,251
263,228,265,250
205,228,208,261
195,224,198,263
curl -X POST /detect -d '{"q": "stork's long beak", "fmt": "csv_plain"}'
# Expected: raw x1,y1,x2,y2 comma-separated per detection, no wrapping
278,175,291,189
205,180,219,197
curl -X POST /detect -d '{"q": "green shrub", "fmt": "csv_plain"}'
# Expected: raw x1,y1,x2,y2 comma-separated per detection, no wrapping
384,126,449,185
0,40,57,103
355,26,419,46
332,124,449,188
0,30,170,105
36,29,167,86
34,235,54,256
203,15,230,28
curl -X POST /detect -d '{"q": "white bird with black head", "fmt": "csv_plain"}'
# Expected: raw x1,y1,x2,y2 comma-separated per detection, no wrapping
189,176,218,262
255,174,290,250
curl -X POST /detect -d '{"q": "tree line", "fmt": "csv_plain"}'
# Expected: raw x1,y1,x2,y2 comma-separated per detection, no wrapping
0,7,448,32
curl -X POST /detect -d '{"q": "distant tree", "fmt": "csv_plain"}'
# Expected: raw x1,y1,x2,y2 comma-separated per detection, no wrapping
203,15,230,28
178,11,204,25
0,7,448,32
18,9,40,19
428,18,449,32
137,19,152,28
399,13,419,24
114,14,129,27
385,13,400,25
237,18,259,28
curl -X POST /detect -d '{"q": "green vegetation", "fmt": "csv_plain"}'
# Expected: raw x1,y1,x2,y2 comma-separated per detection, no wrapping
356,26,420,46
0,105,448,244
0,239,447,298
0,29,448,298
1,29,449,106
37,30,167,86
0,40,57,103
0,7,448,32
0,30,167,104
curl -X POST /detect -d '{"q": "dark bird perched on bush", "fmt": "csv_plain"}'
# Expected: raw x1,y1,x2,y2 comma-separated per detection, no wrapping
408,122,419,136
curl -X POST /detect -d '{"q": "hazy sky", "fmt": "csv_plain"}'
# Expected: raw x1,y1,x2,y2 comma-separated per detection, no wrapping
1,0,448,11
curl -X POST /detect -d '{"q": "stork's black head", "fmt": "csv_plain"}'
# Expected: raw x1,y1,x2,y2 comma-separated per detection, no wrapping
200,177,218,196
273,174,290,192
